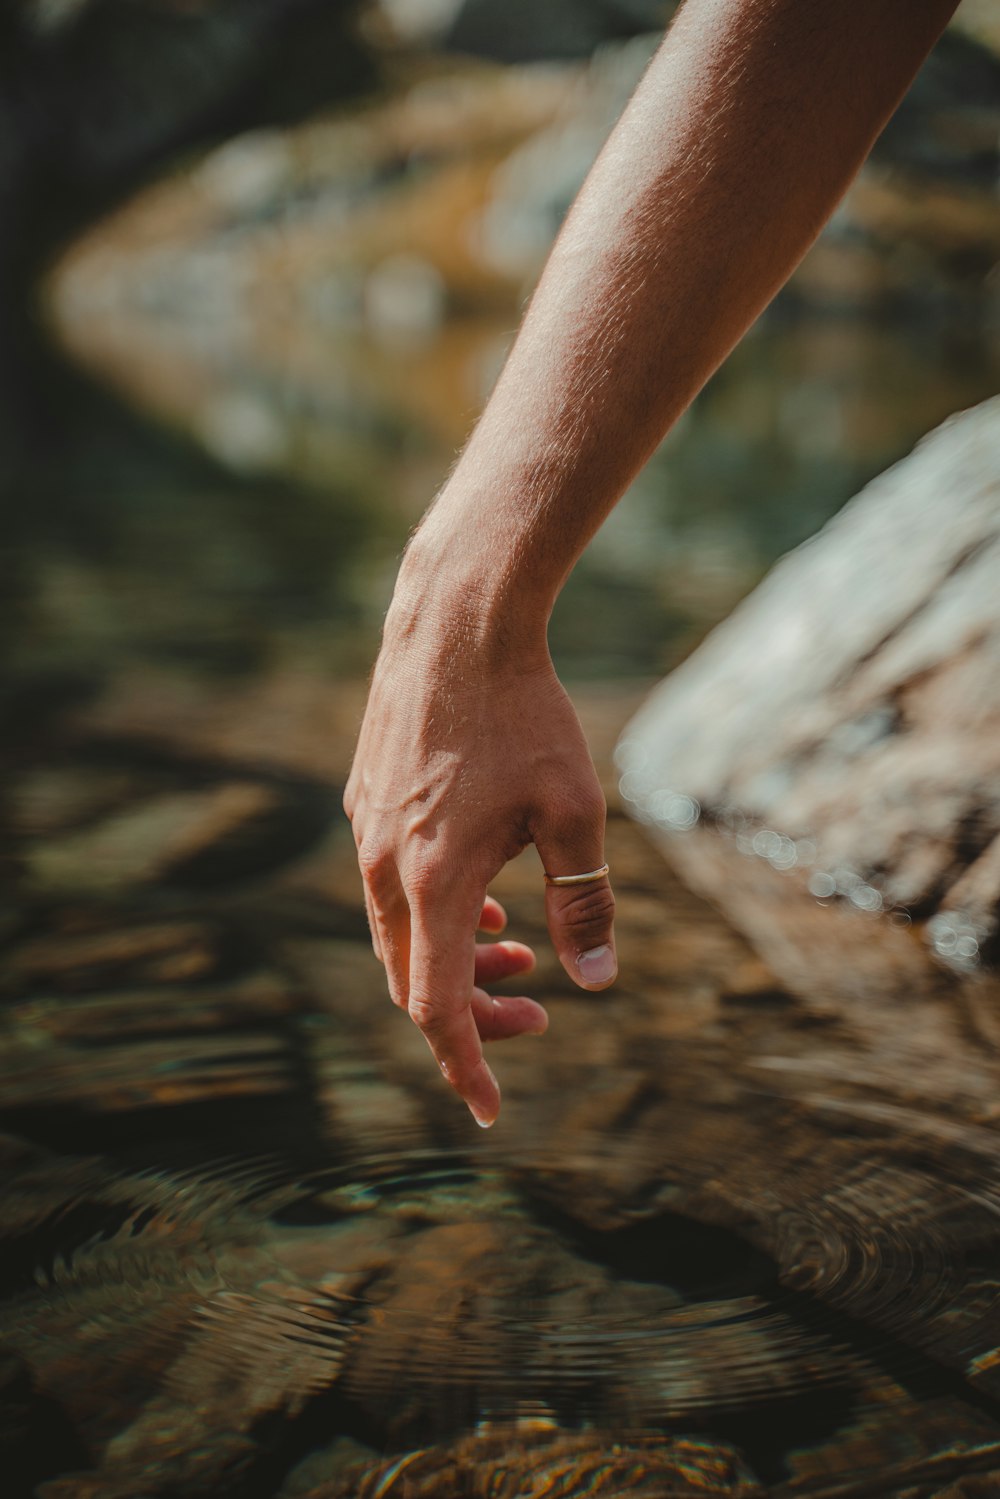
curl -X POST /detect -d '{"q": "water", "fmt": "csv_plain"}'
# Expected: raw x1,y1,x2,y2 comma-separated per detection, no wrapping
7,660,1000,1494
4,47,1000,1497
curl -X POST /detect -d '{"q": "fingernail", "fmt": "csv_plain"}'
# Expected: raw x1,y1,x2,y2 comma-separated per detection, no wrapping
470,1063,500,1128
578,945,617,984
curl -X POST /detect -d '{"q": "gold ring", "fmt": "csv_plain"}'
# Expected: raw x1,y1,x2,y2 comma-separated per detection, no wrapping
543,863,610,887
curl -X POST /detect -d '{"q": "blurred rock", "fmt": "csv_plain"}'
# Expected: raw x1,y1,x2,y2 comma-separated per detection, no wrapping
281,1427,761,1497
12,632,1000,1487
0,1349,89,1497
0,996,296,1114
1,1142,385,1491
43,25,1000,492
875,28,1000,186
18,19,995,706
24,783,278,894
0,0,378,523
621,397,1000,981
42,64,580,474
445,0,672,61
956,0,1000,55
21,773,336,895
441,0,1000,73
784,1396,1000,1493
340,1212,712,1438
3,918,224,995
0,0,371,273
928,1479,1000,1498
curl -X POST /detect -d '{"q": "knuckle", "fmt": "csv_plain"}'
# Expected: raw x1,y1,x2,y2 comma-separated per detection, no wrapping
404,861,442,909
357,841,393,887
557,883,616,935
406,856,476,914
407,995,443,1034
383,962,409,1008
551,793,606,845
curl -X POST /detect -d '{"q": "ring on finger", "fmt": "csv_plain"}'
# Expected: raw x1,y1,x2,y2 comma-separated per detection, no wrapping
543,863,610,887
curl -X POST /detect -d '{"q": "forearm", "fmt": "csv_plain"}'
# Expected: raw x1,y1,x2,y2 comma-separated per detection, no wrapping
395,0,957,647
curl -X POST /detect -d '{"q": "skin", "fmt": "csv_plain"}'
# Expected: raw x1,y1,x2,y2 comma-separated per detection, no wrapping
344,0,960,1127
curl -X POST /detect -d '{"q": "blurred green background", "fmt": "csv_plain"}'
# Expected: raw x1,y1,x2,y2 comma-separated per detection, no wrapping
3,0,999,698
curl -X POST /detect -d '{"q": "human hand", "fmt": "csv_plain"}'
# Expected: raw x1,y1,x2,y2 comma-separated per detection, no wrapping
343,592,616,1128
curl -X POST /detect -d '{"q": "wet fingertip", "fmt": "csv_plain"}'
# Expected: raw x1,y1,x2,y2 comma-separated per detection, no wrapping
470,1062,501,1127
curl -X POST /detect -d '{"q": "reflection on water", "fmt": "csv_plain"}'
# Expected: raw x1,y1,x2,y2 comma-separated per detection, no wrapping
3,31,1000,1499
7,685,1000,1494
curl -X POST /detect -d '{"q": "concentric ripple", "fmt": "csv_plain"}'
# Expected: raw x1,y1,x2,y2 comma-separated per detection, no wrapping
8,1021,1000,1496
7,1121,1000,1443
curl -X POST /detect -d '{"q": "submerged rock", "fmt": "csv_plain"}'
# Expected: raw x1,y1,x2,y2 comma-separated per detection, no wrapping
11,631,1000,1488
282,1427,762,1497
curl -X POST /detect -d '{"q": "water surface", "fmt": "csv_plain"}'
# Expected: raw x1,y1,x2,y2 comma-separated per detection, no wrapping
3,48,1000,1495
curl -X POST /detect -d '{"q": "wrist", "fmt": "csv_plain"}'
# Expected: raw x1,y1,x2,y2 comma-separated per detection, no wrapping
386,507,553,672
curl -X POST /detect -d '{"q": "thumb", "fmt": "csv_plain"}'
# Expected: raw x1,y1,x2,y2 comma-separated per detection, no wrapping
535,799,617,991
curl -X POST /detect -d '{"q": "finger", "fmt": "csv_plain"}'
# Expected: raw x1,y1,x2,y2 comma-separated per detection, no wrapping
348,796,384,963
473,939,535,986
376,896,410,1009
361,850,410,1007
471,989,548,1041
363,887,384,962
478,897,507,934
535,802,617,991
408,904,500,1127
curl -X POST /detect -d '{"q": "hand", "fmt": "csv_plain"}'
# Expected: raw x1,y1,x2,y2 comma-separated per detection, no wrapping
343,595,617,1128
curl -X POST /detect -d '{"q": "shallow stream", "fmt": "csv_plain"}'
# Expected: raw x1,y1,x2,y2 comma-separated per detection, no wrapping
4,51,1000,1493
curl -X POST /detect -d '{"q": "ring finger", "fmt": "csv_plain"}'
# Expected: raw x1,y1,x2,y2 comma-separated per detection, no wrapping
367,867,411,1009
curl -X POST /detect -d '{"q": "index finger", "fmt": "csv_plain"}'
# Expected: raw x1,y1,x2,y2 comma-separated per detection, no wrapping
407,903,501,1129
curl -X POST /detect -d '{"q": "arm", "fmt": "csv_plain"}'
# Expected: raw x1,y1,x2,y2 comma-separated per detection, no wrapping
345,0,959,1127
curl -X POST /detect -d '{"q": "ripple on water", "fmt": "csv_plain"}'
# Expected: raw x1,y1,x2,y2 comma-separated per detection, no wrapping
7,1071,1000,1492
3,1129,1000,1411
